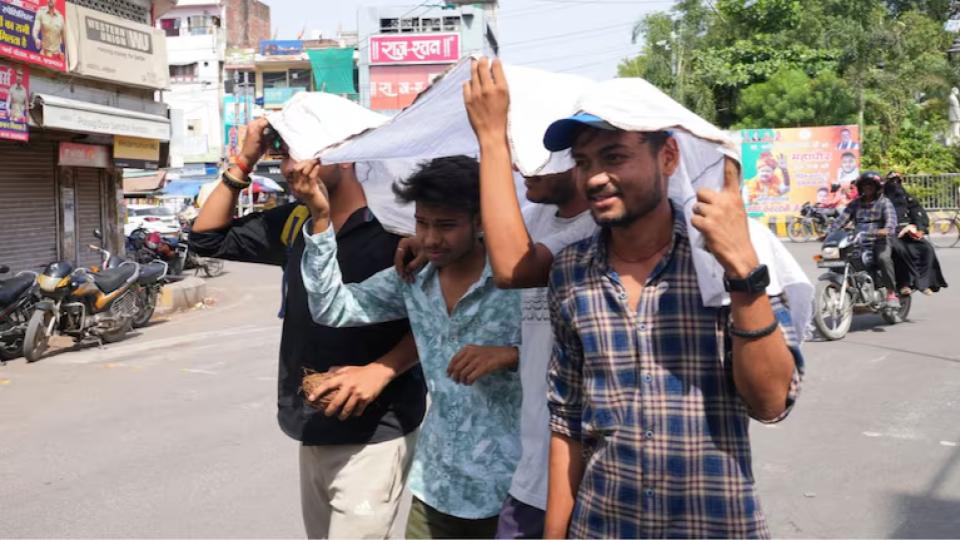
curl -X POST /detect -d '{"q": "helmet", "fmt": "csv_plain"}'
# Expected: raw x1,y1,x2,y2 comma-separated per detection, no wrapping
855,171,883,191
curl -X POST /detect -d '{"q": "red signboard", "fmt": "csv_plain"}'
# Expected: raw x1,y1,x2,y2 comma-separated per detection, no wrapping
369,33,460,65
0,61,28,141
369,64,449,111
0,0,67,72
59,142,110,168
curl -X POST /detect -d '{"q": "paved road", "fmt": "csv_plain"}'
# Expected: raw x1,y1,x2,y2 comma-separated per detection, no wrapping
1,243,958,538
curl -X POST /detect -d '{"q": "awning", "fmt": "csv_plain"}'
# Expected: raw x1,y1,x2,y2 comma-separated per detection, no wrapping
33,94,171,141
123,170,167,194
308,48,356,95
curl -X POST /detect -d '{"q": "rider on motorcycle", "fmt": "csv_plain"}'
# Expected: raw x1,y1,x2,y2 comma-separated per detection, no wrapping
828,171,900,307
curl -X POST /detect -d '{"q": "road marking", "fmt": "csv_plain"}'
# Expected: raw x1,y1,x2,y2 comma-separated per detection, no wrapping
863,431,883,437
181,368,217,375
940,441,959,447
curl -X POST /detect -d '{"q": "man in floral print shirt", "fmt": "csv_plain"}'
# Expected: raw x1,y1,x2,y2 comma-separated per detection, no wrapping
299,155,522,538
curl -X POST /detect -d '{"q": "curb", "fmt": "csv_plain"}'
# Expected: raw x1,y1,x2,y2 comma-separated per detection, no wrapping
156,276,207,314
754,215,790,238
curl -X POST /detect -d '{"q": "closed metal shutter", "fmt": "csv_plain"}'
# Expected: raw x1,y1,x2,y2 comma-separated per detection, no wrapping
0,141,59,273
75,168,105,269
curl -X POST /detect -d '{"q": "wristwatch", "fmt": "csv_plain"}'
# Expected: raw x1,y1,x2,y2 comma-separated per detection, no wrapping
723,264,769,294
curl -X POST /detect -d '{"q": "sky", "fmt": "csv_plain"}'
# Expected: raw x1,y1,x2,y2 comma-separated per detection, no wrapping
262,0,677,80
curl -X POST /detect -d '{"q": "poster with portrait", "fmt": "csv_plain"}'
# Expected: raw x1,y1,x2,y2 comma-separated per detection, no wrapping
0,61,28,141
0,0,67,72
740,125,860,217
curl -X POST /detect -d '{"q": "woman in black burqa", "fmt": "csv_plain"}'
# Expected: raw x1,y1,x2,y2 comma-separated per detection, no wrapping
884,172,948,294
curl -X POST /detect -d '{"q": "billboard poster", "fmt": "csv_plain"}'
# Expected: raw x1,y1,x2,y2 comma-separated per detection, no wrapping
259,39,303,56
223,93,254,163
740,125,860,217
369,64,448,111
0,0,67,72
0,61,28,141
369,33,460,65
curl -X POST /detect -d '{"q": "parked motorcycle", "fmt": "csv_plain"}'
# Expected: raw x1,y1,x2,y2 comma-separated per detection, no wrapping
0,265,38,361
813,228,911,340
88,231,168,328
22,259,141,362
178,228,224,278
127,227,223,278
788,203,838,242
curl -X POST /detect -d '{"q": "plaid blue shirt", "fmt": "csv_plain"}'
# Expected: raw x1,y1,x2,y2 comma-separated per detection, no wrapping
548,207,804,538
830,195,897,235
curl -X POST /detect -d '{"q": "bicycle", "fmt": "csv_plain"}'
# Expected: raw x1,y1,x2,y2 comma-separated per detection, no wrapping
929,209,960,248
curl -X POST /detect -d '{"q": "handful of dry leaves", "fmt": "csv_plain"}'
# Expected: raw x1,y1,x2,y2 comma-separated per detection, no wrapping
300,369,336,410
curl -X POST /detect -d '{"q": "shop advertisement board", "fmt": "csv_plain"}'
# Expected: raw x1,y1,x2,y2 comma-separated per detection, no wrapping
369,64,448,111
64,3,168,89
59,142,109,168
0,0,66,72
369,33,459,65
740,125,861,217
0,61,28,141
114,135,159,169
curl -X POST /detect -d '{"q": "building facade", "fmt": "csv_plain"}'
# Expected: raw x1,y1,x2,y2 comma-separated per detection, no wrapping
357,1,499,113
0,0,171,273
158,0,269,170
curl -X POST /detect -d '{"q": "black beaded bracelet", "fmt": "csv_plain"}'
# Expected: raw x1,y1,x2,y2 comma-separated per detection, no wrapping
221,169,251,191
728,319,779,340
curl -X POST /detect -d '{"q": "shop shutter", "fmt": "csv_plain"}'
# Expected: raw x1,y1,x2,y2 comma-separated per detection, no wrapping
75,168,105,269
0,141,59,273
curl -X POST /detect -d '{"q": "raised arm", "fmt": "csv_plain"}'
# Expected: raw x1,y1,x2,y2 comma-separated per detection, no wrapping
463,57,556,289
301,222,408,328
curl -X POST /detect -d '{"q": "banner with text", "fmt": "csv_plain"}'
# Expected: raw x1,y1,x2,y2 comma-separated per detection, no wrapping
740,125,861,217
65,3,168,89
369,64,448,111
0,0,66,72
369,33,460,65
0,61,28,141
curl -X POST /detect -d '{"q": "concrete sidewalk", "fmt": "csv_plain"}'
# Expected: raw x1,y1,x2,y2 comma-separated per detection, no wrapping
156,276,208,314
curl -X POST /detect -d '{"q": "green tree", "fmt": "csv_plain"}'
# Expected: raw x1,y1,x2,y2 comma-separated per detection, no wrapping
735,68,858,128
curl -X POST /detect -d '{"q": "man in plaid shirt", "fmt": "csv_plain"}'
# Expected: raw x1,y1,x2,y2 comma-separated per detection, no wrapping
829,171,899,307
541,116,804,538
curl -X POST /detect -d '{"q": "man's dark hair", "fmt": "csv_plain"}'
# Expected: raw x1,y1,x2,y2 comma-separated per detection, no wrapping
817,187,829,194
841,151,856,159
393,155,480,214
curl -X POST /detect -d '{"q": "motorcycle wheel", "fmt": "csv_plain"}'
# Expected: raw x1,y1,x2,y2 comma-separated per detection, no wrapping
202,258,224,278
132,289,157,329
101,319,131,344
880,293,912,324
813,281,853,340
0,337,22,360
787,218,811,243
23,310,53,363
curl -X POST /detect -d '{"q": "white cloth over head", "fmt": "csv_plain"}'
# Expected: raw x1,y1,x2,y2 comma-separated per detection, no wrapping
320,56,594,177
265,92,422,236
566,78,812,338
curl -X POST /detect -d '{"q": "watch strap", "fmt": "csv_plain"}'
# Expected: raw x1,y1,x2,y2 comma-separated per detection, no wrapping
724,264,769,294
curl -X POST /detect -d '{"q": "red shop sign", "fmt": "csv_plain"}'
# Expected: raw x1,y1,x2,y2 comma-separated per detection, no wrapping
369,33,460,65
369,64,449,111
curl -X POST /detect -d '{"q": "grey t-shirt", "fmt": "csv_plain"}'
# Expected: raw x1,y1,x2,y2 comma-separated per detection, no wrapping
510,204,596,509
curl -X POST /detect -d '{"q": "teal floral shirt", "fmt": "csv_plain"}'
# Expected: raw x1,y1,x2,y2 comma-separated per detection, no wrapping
301,223,522,519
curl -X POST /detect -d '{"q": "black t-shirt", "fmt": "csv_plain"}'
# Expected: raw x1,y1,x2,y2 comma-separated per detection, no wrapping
190,203,427,445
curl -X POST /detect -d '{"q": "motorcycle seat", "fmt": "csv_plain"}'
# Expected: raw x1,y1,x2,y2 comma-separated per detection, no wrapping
138,262,166,284
0,274,34,307
93,265,137,294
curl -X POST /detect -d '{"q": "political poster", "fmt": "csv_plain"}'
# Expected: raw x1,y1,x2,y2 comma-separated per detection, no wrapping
0,0,66,72
0,61,28,141
740,125,861,217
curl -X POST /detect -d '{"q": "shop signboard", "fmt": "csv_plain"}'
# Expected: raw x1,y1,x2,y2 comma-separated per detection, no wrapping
740,125,861,218
0,0,66,72
369,64,448,111
114,135,159,169
369,33,459,65
64,3,168,89
59,142,109,168
0,61,28,141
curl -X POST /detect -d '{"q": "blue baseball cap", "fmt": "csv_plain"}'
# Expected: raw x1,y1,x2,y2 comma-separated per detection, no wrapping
543,112,617,152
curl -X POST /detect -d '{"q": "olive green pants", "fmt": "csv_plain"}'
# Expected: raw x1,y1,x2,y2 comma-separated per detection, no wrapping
405,497,499,539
